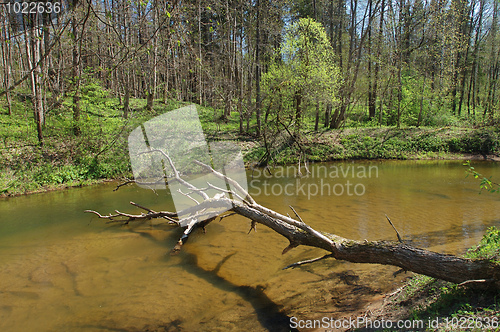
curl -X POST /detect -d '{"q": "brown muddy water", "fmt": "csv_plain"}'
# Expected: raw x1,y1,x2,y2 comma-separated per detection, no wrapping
0,160,499,331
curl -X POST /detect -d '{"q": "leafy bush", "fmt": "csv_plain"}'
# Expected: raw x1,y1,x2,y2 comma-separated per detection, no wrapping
466,227,500,263
449,129,500,154
34,164,87,185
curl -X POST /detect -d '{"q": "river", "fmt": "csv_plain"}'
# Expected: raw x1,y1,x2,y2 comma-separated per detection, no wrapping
0,160,499,331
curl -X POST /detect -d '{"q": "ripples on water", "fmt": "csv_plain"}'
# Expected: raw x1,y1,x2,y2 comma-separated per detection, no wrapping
0,160,499,331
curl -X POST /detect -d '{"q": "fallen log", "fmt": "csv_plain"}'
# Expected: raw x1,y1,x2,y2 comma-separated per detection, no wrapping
86,159,500,289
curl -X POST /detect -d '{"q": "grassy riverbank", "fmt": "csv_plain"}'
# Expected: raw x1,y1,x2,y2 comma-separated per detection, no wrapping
1,94,499,196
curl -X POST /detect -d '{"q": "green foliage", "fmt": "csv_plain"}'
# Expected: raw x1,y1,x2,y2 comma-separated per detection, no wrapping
80,79,109,101
337,130,449,159
262,18,339,131
33,164,88,185
464,160,500,194
466,227,500,263
0,85,191,195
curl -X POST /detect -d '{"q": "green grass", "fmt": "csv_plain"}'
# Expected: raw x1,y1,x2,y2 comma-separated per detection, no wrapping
466,227,500,263
0,88,191,195
257,126,500,165
1,83,500,195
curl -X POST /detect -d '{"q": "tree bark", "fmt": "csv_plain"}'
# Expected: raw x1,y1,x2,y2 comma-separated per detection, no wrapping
24,15,44,145
1,12,12,115
255,0,262,137
72,14,81,137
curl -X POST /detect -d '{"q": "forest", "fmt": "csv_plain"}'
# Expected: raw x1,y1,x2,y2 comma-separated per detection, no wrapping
1,0,500,192
1,1,500,331
2,0,500,140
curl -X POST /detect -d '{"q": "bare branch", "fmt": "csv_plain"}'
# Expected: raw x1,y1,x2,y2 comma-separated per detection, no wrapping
385,214,403,243
283,254,335,270
114,176,176,191
194,160,255,205
219,212,238,221
207,182,247,203
457,279,494,287
248,220,257,234
137,149,209,200
85,206,178,223
178,189,200,205
289,205,305,224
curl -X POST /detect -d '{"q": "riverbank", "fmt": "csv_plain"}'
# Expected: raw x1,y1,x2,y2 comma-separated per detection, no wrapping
241,126,500,166
311,273,500,332
1,97,499,197
308,227,500,332
353,229,500,331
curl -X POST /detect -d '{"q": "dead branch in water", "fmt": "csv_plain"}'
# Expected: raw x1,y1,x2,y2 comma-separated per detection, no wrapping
86,152,500,289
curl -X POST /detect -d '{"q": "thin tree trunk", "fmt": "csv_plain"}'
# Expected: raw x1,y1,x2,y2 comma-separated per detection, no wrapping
374,0,385,122
367,0,375,119
467,0,483,117
417,77,425,127
255,0,262,136
314,101,320,131
457,2,475,117
1,14,12,115
123,74,130,119
324,103,331,128
72,12,81,137
486,0,498,117
24,16,44,145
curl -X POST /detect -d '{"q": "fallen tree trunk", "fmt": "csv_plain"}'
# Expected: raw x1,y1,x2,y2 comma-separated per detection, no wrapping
86,159,500,289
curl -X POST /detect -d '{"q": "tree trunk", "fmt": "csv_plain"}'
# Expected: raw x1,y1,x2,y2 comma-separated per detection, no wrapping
86,159,500,289
25,16,44,145
486,0,499,117
324,103,331,128
1,14,12,115
373,0,385,122
417,77,425,127
255,0,262,137
146,87,154,112
295,90,302,134
367,0,375,119
457,2,475,118
72,11,81,137
123,77,130,119
314,101,320,131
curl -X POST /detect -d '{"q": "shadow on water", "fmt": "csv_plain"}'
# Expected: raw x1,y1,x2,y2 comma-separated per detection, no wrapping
131,228,299,332
178,252,298,332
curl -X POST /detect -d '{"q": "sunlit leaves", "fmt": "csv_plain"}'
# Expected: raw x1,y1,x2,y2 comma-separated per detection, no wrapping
261,18,339,129
464,160,500,194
